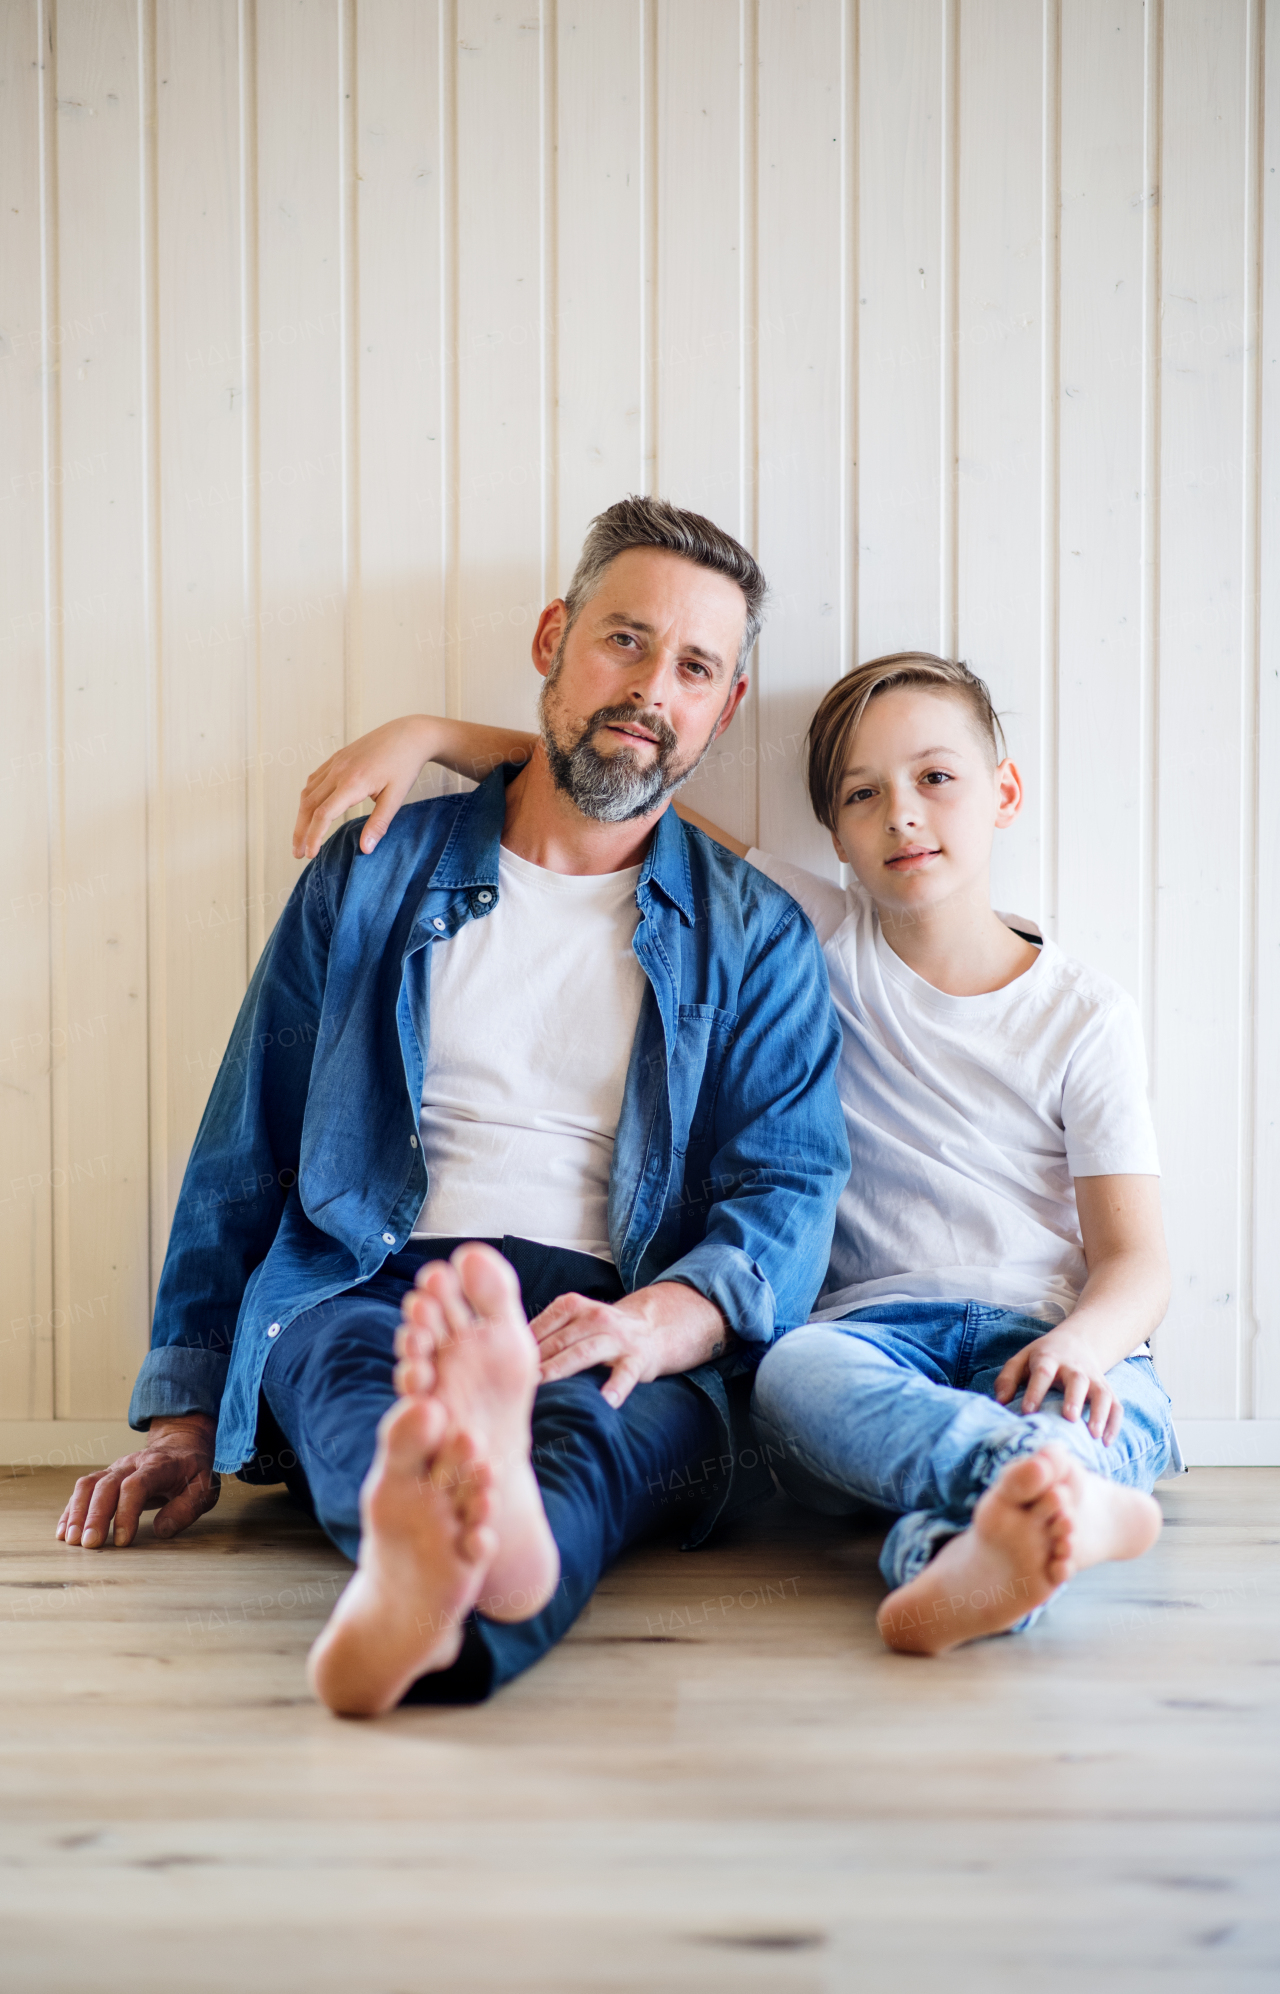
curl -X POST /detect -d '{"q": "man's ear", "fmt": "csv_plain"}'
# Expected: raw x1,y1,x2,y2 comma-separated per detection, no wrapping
532,600,568,679
994,757,1024,829
711,673,750,741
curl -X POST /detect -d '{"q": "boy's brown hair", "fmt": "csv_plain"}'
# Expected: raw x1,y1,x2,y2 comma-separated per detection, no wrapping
805,652,1006,831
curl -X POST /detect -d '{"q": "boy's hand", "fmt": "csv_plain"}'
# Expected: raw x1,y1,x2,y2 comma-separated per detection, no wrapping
994,1328,1123,1445
293,716,434,860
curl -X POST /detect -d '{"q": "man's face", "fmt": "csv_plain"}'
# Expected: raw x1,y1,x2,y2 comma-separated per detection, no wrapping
534,546,750,823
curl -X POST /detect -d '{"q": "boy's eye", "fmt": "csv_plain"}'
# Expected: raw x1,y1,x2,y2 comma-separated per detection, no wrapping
844,787,876,806
921,770,954,786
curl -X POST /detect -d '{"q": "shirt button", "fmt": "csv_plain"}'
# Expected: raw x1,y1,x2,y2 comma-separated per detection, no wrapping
409,1135,418,1149
382,1231,396,1245
267,1322,281,1338
477,890,493,904
432,917,446,931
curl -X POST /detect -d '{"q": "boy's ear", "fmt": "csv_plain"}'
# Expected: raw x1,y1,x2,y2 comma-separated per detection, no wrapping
830,827,850,867
994,758,1024,829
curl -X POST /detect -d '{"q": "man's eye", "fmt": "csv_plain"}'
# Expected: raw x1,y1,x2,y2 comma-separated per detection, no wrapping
681,660,711,680
611,633,638,649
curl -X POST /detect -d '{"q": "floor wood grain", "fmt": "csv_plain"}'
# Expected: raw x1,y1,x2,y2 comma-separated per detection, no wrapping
1,1465,1277,1991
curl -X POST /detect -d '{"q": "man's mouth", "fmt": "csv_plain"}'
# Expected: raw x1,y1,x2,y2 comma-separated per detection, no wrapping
604,722,660,748
885,846,941,871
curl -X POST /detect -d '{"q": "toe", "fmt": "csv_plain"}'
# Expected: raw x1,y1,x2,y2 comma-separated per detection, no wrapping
996,1450,1059,1506
377,1395,442,1469
454,1241,524,1323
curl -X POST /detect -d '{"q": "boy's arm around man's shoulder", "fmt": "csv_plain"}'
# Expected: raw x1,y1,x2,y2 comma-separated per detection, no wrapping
661,858,849,1342
128,833,350,1430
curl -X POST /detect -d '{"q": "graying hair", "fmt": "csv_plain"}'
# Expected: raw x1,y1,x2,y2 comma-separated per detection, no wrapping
562,495,767,679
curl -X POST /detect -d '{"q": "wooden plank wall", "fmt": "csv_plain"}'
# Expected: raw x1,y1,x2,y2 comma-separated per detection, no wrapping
0,0,1276,1444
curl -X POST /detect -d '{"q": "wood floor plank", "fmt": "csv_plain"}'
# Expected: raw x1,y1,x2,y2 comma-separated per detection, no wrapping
2,1465,1277,1990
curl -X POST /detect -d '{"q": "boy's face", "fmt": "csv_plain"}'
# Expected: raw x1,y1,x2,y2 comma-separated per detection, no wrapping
830,686,1023,922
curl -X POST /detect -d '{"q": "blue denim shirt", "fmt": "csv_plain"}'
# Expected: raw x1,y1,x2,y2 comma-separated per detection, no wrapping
130,767,848,1475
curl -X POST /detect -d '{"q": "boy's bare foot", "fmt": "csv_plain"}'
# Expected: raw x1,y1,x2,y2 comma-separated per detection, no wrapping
397,1244,561,1625
876,1444,1162,1656
308,1397,497,1717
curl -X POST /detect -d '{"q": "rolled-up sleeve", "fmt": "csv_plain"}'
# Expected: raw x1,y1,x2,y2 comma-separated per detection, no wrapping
663,904,848,1341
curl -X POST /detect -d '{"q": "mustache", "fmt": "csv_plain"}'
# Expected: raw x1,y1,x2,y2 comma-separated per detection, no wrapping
578,703,679,758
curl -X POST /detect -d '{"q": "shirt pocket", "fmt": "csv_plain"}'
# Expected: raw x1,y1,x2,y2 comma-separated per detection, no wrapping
668,1004,738,1157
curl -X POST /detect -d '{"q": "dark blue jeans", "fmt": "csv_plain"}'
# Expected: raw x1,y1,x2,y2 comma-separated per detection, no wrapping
254,1237,730,1702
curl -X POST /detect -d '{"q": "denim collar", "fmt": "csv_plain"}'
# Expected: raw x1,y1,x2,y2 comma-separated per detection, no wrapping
426,764,696,925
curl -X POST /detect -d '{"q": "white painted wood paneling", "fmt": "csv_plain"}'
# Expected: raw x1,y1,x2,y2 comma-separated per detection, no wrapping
51,0,152,1418
0,0,55,1419
1,0,1277,1450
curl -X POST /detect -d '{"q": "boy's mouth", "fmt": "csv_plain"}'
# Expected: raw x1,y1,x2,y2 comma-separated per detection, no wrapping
885,845,941,872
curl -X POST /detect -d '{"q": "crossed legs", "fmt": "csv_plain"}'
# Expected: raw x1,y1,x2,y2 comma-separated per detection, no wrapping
308,1245,560,1715
752,1316,1171,1656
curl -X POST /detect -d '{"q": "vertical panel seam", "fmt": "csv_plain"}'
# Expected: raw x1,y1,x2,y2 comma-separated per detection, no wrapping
841,0,859,680
238,0,264,973
1139,0,1163,1092
1040,0,1062,940
641,0,658,494
542,0,559,598
1242,0,1266,1416
741,0,759,841
37,0,67,1414
940,0,959,656
138,0,167,1318
339,0,362,746
442,0,460,726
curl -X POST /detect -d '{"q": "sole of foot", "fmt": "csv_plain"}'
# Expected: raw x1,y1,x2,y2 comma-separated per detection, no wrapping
876,1443,1162,1657
307,1396,497,1717
398,1243,560,1625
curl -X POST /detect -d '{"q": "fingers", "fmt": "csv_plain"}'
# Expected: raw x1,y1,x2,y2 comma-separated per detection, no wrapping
1086,1382,1115,1443
65,1460,140,1548
601,1354,643,1411
1102,1398,1125,1447
993,1350,1029,1406
1061,1367,1091,1425
538,1330,620,1385
528,1292,583,1344
150,1467,221,1542
57,1467,112,1543
358,778,412,855
1019,1357,1060,1417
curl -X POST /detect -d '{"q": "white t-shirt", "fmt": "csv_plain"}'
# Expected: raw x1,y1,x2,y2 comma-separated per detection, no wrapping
412,845,647,1260
747,851,1160,1326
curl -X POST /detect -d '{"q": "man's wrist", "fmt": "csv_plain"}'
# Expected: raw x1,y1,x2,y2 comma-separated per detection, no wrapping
625,1282,731,1366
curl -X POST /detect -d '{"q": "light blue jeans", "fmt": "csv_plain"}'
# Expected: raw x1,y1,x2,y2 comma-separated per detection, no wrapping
751,1302,1182,1622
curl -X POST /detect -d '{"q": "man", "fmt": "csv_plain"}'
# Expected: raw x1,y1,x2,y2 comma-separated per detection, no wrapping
57,496,848,1713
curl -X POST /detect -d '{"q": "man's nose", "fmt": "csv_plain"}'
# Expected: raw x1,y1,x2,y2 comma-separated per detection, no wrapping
625,647,676,707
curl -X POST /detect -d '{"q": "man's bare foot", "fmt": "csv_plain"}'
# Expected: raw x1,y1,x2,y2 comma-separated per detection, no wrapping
307,1396,497,1716
876,1444,1162,1656
397,1244,561,1625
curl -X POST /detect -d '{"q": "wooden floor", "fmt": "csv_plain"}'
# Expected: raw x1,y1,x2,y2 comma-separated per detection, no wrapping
1,1465,1277,1993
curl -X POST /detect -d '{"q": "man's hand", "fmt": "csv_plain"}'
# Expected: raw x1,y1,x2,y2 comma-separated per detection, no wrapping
56,1413,220,1549
529,1283,729,1409
994,1328,1122,1445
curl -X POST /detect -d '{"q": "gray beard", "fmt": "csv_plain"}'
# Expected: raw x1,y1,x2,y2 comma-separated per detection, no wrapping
539,655,723,825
